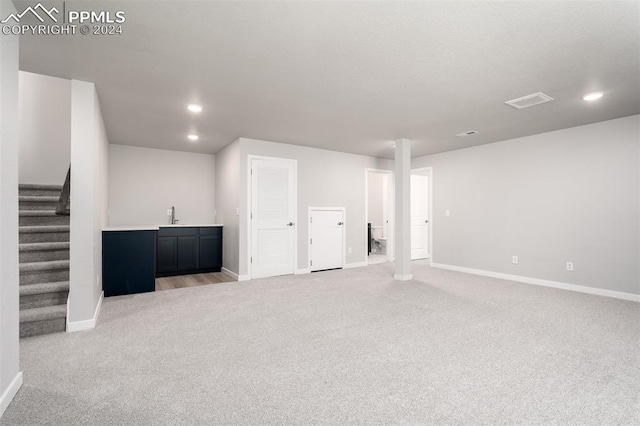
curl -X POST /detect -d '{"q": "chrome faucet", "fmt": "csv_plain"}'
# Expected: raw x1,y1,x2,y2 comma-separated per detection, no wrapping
170,206,179,225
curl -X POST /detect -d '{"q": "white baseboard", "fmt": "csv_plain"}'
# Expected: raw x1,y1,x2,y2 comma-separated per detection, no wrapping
237,274,251,282
431,263,640,302
0,371,22,418
393,273,413,281
67,291,104,333
221,267,239,281
344,261,368,269
295,268,310,275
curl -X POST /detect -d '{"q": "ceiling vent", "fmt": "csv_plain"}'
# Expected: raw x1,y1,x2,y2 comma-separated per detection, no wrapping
455,130,478,137
505,92,554,109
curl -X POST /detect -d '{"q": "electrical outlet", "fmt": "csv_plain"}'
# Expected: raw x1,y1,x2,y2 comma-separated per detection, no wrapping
445,210,450,217
566,262,574,271
512,256,518,265
348,247,352,254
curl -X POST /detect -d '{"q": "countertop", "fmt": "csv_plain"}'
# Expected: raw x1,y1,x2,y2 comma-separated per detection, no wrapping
103,224,223,232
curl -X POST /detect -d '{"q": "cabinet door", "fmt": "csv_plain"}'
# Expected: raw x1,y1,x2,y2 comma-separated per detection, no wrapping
177,235,198,271
199,234,222,270
157,236,178,273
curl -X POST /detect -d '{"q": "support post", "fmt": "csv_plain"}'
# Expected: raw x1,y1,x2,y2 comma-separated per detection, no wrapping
394,138,412,281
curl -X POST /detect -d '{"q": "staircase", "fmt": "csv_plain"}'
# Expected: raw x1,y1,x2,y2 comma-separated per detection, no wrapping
18,184,70,338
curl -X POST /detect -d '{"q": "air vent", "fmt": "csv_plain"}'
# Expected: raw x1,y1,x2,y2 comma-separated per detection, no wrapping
455,130,478,137
505,92,554,109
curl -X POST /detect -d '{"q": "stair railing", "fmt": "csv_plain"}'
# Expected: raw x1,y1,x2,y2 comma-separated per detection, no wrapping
55,165,71,216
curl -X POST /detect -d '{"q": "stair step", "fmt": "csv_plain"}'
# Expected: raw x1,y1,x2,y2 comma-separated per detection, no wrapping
20,282,70,310
19,225,69,233
20,242,70,252
20,281,70,296
19,184,63,197
20,304,67,323
19,196,59,211
19,210,69,226
20,260,69,273
19,226,70,244
19,305,67,337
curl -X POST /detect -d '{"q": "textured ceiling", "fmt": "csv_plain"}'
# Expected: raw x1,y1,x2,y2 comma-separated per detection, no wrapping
15,0,640,159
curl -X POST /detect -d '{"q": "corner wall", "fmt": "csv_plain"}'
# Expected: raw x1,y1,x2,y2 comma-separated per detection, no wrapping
239,138,393,276
18,71,71,185
214,139,241,275
412,115,640,297
0,0,22,416
68,80,109,328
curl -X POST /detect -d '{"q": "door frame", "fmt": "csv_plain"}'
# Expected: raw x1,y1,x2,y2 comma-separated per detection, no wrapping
410,167,433,265
364,168,394,264
308,207,346,271
247,155,298,280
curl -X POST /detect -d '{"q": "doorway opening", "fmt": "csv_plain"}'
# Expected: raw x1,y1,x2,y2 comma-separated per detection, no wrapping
365,169,394,265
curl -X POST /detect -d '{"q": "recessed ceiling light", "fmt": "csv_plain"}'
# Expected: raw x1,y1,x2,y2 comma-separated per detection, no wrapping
582,92,603,101
187,104,203,113
187,134,199,141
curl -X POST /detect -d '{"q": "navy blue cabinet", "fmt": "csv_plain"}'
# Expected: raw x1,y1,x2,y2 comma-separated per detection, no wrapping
102,230,157,297
156,227,222,277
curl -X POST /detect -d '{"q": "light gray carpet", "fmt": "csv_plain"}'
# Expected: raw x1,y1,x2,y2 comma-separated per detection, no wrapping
2,263,639,425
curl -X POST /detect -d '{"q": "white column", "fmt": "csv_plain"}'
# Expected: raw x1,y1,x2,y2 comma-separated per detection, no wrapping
394,138,412,281
0,0,23,415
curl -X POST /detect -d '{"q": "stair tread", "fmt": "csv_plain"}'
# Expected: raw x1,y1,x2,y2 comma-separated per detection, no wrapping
19,225,70,233
20,304,67,323
19,196,59,202
20,281,70,296
20,242,70,251
20,260,69,272
19,184,63,190
19,210,61,217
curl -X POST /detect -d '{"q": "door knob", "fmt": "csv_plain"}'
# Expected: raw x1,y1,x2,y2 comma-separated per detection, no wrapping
337,222,343,226
286,222,294,227
425,220,429,223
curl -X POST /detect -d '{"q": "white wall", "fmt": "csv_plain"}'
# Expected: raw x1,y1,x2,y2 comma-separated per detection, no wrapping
214,139,241,275
68,80,109,326
0,0,22,416
412,115,640,296
108,145,216,226
238,138,393,276
367,172,386,228
18,71,70,185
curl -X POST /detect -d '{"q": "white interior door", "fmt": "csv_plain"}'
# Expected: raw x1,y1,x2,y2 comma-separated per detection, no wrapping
310,209,344,271
411,174,430,260
251,158,296,279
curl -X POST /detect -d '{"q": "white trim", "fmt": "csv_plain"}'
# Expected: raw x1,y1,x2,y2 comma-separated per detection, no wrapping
410,167,433,265
221,267,239,281
67,291,104,332
365,168,394,266
247,155,298,280
295,268,310,275
308,207,346,272
394,273,413,281
0,371,22,418
431,263,640,302
344,261,368,269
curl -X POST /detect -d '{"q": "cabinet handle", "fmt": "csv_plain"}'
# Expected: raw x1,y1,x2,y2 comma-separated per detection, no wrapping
286,222,295,227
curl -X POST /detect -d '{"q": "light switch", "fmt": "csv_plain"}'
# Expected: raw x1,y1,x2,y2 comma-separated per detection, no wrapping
445,210,450,217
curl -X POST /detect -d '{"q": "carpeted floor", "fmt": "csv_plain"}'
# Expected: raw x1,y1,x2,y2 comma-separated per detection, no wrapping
2,263,639,425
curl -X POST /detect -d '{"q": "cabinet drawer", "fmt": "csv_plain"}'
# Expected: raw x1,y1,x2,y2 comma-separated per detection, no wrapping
158,227,198,237
199,227,222,236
